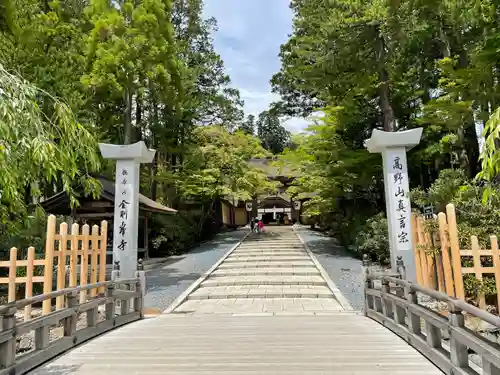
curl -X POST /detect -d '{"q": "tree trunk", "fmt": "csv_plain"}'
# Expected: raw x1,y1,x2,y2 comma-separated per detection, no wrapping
376,29,396,132
123,87,133,145
151,151,158,201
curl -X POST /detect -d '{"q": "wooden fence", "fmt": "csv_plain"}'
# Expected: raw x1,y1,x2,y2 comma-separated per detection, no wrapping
0,215,108,321
364,256,500,375
412,203,500,310
0,278,142,375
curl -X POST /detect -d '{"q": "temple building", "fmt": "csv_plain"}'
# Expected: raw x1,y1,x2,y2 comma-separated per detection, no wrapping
247,157,311,225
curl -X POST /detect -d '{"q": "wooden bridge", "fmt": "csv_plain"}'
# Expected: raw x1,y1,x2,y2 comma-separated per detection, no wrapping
1,226,500,374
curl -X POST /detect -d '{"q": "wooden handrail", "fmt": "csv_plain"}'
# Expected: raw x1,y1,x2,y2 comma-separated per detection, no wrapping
363,254,500,375
0,278,144,375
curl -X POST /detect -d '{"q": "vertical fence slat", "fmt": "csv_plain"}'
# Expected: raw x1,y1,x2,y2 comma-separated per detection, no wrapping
80,224,90,304
411,214,424,286
99,221,108,295
416,216,430,287
90,225,99,298
70,223,79,288
423,219,436,289
24,247,35,321
43,215,56,314
471,235,486,309
446,204,465,300
438,212,455,297
8,248,17,303
56,222,68,310
490,236,500,315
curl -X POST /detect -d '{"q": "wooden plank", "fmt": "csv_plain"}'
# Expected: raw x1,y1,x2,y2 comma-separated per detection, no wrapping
99,221,108,294
447,204,465,300
24,247,35,321
89,225,99,298
28,315,444,375
70,223,79,288
8,248,17,302
422,218,436,290
491,236,500,316
462,267,496,274
0,276,45,284
471,235,486,309
438,212,455,296
80,224,90,304
411,214,424,286
43,215,56,314
460,249,494,256
56,222,68,310
0,259,44,267
416,216,429,287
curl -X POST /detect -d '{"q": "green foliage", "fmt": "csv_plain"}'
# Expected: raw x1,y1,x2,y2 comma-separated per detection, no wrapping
412,168,500,248
354,213,390,264
149,213,199,257
175,126,278,202
0,65,101,234
0,0,252,256
256,110,291,154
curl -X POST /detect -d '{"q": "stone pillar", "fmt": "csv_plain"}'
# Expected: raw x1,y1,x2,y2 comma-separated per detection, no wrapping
99,141,156,279
364,129,423,282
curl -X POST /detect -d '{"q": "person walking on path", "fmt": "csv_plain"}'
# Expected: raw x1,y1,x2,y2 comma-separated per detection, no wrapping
257,219,265,233
250,217,255,232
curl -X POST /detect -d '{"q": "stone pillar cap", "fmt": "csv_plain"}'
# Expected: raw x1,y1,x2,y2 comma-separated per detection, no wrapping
99,141,156,163
364,128,423,153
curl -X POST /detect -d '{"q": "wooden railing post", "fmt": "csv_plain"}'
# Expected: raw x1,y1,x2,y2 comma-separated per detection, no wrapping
362,254,373,316
404,286,421,335
134,280,144,318
394,256,406,324
381,278,392,318
111,261,120,281
135,259,145,318
0,306,17,370
396,256,406,280
64,291,78,338
105,283,116,321
121,283,131,315
448,305,468,369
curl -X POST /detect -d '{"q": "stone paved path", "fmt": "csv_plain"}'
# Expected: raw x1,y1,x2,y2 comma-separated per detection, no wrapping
169,226,352,315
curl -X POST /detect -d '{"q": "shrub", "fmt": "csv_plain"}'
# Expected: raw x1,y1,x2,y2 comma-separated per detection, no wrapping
148,212,201,257
354,213,390,263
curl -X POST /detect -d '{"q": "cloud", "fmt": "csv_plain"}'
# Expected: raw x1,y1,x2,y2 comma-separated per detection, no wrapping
203,0,308,133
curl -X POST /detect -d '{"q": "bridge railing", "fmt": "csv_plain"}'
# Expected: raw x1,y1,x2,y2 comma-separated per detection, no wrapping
0,278,143,375
364,255,500,375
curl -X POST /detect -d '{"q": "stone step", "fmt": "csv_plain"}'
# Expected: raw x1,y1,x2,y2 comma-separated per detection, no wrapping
238,242,304,249
217,261,314,269
230,251,308,257
174,297,345,314
201,275,327,286
187,285,334,300
211,268,320,276
236,247,304,251
244,240,300,242
224,256,311,262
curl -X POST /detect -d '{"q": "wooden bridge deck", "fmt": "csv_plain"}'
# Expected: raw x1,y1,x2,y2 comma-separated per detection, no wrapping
30,314,443,375
28,227,443,375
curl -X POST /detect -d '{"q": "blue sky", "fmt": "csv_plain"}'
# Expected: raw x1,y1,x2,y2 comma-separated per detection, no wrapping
203,0,308,133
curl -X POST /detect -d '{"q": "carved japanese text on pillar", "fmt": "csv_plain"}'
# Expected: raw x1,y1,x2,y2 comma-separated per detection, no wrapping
389,154,412,251
117,168,132,252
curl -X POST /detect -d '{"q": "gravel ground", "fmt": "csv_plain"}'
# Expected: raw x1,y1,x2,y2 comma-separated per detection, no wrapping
295,226,386,311
144,229,248,312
